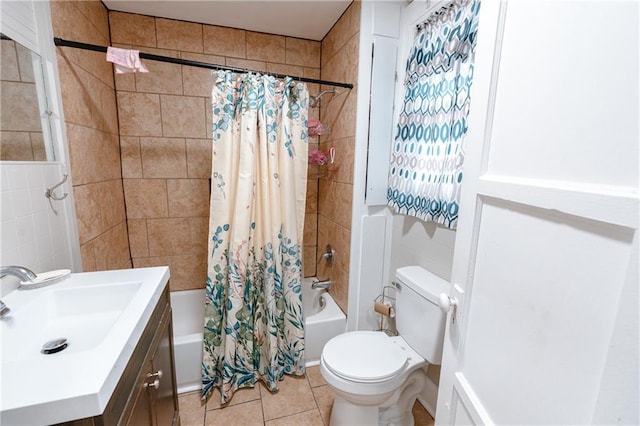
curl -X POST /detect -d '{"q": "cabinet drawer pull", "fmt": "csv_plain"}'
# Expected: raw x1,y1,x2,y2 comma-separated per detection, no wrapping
144,378,160,389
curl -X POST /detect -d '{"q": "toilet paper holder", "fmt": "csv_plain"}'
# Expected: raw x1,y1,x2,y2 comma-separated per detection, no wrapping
374,285,397,335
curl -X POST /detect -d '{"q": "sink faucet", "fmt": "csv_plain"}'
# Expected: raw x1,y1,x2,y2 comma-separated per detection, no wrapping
0,265,37,318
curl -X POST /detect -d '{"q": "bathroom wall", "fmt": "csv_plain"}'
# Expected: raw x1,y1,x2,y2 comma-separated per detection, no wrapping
108,12,321,291
50,1,131,272
0,40,45,161
317,1,361,315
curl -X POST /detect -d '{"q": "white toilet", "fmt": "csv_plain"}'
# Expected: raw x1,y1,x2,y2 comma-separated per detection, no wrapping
320,266,449,426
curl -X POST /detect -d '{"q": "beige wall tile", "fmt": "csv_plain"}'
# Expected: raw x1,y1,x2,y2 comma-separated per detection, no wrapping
167,179,210,217
102,179,127,230
330,264,349,314
169,254,207,291
93,222,132,270
75,1,110,40
266,63,305,79
318,181,352,230
109,12,157,47
127,219,149,258
121,136,143,178
0,132,34,161
50,1,103,45
285,38,321,68
186,139,212,178
321,1,360,66
156,18,203,53
303,213,318,247
147,217,191,256
1,82,42,132
135,60,183,95
305,179,318,214
160,95,206,138
80,240,97,272
123,179,168,219
140,137,188,178
303,245,317,278
246,32,285,63
133,256,171,269
203,26,246,58
117,92,163,136
181,52,224,97
72,182,97,244
66,124,121,185
225,58,267,73
190,217,209,256
56,55,93,126
1,41,20,81
73,180,125,244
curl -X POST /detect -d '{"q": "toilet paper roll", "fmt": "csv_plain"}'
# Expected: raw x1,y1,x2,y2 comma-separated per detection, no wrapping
374,301,395,318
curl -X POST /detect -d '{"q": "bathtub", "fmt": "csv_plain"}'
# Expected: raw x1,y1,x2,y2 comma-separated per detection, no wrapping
170,277,346,394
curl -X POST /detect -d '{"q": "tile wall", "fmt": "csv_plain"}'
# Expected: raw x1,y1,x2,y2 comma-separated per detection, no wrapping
317,2,361,314
50,1,131,272
108,12,322,291
0,163,76,295
0,40,46,161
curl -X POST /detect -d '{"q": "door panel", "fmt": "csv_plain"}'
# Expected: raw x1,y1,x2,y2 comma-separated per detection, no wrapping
435,0,639,424
487,1,639,187
463,199,633,424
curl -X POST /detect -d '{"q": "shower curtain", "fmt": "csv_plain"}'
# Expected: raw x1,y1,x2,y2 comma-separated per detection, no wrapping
387,0,480,229
203,71,309,404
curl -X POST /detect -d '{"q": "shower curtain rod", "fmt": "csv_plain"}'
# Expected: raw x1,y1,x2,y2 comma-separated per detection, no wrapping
53,37,354,89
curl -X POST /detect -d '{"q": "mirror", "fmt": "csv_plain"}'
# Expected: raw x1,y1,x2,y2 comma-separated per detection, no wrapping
0,34,53,161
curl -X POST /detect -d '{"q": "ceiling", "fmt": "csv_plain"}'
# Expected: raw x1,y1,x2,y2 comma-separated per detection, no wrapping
101,1,353,41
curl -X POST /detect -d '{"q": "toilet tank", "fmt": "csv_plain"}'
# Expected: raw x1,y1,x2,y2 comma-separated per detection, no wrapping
395,266,450,365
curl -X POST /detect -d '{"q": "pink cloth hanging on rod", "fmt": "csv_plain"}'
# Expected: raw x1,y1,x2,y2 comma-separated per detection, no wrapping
106,46,149,74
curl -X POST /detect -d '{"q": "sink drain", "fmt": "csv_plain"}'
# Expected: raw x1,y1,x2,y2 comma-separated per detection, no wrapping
41,338,68,354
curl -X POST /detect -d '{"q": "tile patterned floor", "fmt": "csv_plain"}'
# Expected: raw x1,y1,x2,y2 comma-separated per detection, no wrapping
178,366,435,426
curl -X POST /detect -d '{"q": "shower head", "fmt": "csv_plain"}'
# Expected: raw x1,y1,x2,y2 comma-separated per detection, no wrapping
310,88,337,108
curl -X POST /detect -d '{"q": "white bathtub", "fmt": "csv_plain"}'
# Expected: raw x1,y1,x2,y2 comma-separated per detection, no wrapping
170,277,346,394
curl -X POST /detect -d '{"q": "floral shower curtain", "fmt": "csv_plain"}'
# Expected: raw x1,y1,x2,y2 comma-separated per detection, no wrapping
203,71,309,404
387,0,480,229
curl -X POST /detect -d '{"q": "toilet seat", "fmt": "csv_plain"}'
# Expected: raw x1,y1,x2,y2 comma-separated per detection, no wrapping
322,331,409,382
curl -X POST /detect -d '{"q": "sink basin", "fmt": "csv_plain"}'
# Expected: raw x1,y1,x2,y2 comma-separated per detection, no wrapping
2,281,142,362
0,267,170,425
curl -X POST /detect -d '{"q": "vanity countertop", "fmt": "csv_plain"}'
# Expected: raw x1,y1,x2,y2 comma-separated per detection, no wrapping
0,267,170,425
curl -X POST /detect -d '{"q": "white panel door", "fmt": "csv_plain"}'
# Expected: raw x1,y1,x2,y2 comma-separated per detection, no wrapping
436,1,639,425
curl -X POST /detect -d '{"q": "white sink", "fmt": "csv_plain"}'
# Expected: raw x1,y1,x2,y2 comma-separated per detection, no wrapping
2,281,142,363
0,267,170,425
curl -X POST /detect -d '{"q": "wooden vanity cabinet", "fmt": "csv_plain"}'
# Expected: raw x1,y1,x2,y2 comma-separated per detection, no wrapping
59,287,180,426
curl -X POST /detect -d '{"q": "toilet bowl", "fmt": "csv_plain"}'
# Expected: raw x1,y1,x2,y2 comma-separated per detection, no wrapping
320,266,449,425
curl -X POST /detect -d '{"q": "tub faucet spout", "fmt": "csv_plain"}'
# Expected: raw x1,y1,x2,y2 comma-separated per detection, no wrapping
311,279,331,290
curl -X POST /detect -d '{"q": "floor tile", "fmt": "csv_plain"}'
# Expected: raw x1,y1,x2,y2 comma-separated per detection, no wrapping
311,385,334,425
178,391,206,426
204,400,264,426
305,365,327,388
260,375,317,421
205,384,262,411
413,401,435,426
265,409,324,426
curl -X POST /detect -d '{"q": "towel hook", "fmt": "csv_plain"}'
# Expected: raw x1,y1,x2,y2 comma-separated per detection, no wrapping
45,174,69,201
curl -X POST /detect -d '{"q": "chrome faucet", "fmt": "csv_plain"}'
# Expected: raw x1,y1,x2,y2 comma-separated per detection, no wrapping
311,279,332,290
0,265,37,318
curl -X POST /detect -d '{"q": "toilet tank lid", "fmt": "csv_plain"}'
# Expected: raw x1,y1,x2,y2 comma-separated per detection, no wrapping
395,266,450,302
